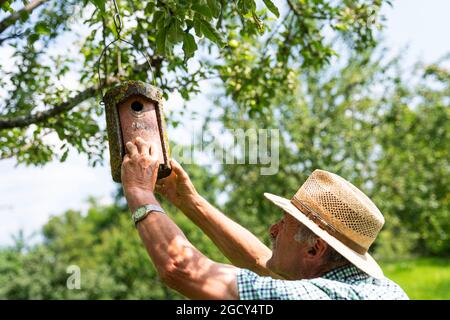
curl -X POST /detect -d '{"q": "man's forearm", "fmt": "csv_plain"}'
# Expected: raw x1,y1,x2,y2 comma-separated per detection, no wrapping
126,192,238,299
126,191,190,277
179,195,277,277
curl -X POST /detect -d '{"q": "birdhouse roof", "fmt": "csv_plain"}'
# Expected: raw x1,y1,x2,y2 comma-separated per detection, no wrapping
103,80,163,108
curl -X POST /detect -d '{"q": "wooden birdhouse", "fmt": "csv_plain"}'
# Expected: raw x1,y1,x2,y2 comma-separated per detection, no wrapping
104,80,171,182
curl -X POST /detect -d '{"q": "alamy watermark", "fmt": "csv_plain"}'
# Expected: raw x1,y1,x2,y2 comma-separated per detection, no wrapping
66,265,81,290
171,128,280,175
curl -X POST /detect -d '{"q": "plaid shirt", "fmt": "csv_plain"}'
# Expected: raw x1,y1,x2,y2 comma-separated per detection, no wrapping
237,265,409,300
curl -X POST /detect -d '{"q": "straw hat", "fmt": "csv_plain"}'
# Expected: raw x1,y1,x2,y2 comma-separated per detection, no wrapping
264,169,385,279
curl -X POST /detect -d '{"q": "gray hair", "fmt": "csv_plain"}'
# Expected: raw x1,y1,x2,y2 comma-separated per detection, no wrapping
294,224,348,265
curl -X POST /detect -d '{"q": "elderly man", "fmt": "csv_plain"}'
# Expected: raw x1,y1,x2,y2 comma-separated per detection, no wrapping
122,137,408,300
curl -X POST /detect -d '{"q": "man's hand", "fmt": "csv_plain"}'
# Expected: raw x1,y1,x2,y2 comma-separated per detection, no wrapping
121,137,159,213
155,159,199,210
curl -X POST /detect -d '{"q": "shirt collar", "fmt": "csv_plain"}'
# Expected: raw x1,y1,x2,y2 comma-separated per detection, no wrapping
321,264,370,281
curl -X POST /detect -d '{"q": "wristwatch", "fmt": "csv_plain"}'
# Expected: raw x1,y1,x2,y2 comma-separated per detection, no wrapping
132,204,166,227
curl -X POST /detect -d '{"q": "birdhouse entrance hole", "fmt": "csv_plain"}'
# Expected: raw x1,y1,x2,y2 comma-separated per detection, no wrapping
131,101,144,112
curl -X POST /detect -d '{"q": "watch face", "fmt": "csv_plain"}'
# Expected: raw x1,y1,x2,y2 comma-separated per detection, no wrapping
133,207,146,223
137,208,145,218
133,205,164,225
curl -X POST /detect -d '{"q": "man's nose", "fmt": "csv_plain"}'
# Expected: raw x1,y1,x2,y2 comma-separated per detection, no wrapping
270,223,279,239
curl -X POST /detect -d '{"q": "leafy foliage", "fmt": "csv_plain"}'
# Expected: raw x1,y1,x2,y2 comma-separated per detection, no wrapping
0,0,387,165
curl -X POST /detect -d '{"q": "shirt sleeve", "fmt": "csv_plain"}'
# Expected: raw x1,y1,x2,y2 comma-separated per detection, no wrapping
237,268,328,300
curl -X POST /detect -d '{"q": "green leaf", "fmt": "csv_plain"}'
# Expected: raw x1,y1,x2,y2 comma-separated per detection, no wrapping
152,10,165,28
164,15,173,28
19,10,30,22
35,22,51,36
61,149,69,162
155,28,167,55
193,16,203,37
167,19,184,44
192,3,212,19
207,0,221,18
28,33,39,44
335,23,349,31
262,0,280,18
237,0,256,15
144,2,155,15
186,19,194,29
89,0,106,12
182,33,198,59
0,1,14,13
198,18,224,46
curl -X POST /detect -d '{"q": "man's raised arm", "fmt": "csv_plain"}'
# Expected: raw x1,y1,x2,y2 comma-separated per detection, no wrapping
155,160,278,277
122,137,239,299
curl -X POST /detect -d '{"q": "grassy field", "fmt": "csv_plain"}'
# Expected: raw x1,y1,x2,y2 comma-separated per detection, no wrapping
380,257,450,300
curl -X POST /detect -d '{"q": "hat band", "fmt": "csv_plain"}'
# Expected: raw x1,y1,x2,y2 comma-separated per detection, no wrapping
290,196,367,255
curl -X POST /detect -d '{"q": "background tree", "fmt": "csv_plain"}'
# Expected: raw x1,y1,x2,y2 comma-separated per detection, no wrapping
205,46,450,257
0,0,386,164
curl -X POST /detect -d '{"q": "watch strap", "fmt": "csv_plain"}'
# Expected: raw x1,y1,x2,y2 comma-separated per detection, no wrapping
132,204,165,227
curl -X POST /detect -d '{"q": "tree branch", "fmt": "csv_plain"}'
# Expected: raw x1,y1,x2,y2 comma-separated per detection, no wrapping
0,56,161,129
0,31,23,45
0,86,97,129
286,0,301,16
0,0,49,35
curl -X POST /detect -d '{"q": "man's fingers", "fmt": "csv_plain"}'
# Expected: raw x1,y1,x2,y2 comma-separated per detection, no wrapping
126,141,138,157
148,142,158,159
135,137,150,155
170,159,188,179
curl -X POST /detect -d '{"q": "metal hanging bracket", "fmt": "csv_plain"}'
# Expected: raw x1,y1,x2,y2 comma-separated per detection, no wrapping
95,0,156,104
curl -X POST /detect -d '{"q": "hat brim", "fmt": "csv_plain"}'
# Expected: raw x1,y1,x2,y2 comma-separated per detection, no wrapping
264,193,384,279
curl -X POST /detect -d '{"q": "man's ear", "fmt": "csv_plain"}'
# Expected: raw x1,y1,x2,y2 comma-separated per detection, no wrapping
306,238,328,260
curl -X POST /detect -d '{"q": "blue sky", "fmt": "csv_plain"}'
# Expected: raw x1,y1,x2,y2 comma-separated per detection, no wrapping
382,0,450,64
0,0,449,245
